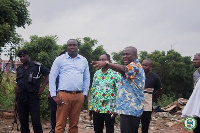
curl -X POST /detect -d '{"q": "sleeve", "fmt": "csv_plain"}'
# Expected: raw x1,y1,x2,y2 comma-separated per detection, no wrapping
114,72,122,95
125,62,139,79
49,57,60,97
89,72,97,110
82,59,90,96
40,64,50,76
154,75,162,91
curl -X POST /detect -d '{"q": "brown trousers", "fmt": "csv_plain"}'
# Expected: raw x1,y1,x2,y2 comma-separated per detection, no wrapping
55,91,84,133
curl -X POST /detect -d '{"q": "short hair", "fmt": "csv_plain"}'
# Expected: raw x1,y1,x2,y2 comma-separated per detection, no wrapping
17,49,29,57
67,39,77,44
125,46,137,55
102,53,111,61
143,59,152,66
194,53,200,57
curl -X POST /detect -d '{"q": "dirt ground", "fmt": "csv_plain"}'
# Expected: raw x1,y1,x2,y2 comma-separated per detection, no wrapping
0,111,193,133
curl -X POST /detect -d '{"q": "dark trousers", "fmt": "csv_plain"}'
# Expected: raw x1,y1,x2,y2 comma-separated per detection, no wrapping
93,111,115,133
120,114,140,133
49,97,57,130
140,111,152,133
194,117,200,133
17,93,43,133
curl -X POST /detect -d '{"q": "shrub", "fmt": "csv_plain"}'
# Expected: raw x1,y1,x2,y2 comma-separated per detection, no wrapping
154,94,176,107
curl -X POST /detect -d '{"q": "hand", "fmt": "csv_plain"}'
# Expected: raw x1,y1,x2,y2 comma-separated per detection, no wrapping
52,96,65,105
111,112,118,118
91,61,106,70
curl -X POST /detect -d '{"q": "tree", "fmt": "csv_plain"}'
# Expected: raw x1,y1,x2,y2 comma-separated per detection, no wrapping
112,50,123,64
139,50,194,98
21,35,60,68
0,0,31,50
112,49,195,99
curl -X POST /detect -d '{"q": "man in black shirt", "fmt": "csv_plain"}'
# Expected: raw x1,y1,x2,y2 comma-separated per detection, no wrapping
14,49,49,133
140,59,162,133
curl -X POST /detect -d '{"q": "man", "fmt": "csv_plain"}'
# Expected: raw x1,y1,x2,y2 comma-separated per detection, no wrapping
182,53,200,133
141,59,162,133
14,49,49,133
193,53,200,84
48,51,66,133
192,53,200,133
89,54,121,133
91,46,145,133
49,39,90,133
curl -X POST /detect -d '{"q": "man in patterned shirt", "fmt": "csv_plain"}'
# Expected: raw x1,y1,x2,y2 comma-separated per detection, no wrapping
91,46,145,133
89,54,121,133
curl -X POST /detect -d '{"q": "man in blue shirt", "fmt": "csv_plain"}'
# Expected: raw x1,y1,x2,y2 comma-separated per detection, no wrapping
91,46,145,133
49,39,90,133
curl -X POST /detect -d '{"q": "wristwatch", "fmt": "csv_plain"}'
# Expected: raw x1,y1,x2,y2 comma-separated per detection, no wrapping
105,61,109,67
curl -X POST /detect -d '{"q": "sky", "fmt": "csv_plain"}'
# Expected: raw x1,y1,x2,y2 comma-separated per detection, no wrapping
2,0,200,59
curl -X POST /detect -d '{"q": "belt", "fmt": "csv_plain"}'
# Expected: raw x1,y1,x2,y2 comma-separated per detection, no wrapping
60,90,82,94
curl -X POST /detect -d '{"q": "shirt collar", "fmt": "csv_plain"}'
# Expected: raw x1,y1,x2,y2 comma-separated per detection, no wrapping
65,52,80,59
21,61,33,68
100,68,112,75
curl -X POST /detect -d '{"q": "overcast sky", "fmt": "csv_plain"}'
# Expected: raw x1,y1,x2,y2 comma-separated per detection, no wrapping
13,0,200,59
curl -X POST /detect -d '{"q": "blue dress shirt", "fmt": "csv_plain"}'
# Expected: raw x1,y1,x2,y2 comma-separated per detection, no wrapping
49,52,90,97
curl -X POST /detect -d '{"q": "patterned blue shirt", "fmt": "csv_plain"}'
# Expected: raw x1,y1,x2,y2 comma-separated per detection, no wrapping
114,59,145,117
49,52,90,97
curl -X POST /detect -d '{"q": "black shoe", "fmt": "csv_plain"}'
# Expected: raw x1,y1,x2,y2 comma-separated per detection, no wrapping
49,129,55,133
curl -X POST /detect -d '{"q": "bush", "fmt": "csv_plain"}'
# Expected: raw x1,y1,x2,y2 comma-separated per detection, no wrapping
154,94,176,107
40,87,50,120
0,72,16,110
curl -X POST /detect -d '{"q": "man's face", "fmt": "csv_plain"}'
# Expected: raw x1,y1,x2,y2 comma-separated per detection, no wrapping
19,54,30,64
99,54,108,62
142,60,151,73
123,48,136,65
67,40,78,56
193,55,200,68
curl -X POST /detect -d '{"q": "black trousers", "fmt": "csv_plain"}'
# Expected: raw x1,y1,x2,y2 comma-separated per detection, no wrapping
17,93,43,133
120,114,140,133
194,117,200,133
49,97,57,130
140,111,152,133
93,111,115,133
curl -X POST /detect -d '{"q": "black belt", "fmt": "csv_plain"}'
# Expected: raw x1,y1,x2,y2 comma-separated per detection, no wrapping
60,90,82,94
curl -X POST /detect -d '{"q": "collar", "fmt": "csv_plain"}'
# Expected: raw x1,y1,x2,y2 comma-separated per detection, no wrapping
65,52,80,59
21,61,33,68
100,68,112,75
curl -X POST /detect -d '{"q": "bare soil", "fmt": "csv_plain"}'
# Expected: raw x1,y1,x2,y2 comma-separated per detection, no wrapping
0,111,193,133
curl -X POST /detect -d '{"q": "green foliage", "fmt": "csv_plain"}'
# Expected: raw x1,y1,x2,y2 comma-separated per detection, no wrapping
112,50,123,64
139,50,195,99
0,0,31,48
112,49,195,99
0,72,16,109
40,87,50,120
154,94,176,107
21,35,60,68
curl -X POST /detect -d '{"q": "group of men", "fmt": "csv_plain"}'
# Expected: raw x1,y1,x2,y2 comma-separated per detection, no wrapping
14,38,199,133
